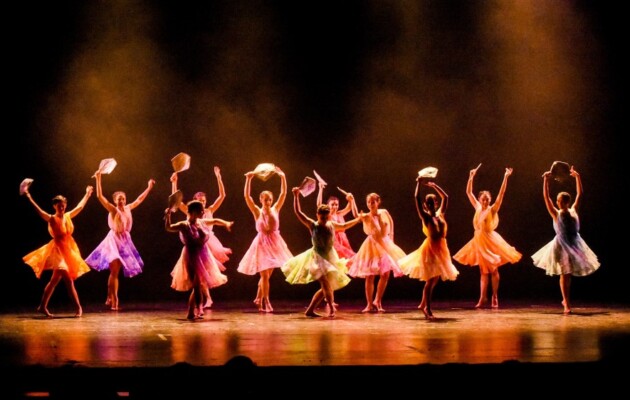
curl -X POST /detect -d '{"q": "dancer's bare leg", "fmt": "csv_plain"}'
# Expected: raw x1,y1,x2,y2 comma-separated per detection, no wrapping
491,270,500,309
203,286,213,309
420,277,438,320
475,273,489,308
362,276,376,312
321,277,335,317
186,291,196,320
187,286,204,320
61,271,82,317
253,281,262,305
260,269,274,312
108,260,121,310
305,289,325,317
373,271,390,312
38,270,63,318
560,274,572,314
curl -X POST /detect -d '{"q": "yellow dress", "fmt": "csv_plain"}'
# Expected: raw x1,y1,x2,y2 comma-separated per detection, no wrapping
282,221,351,290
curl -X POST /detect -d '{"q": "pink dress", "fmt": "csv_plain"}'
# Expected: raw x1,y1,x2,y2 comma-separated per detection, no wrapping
86,205,144,277
202,209,231,270
347,210,405,278
331,213,356,259
453,206,522,274
23,213,91,280
170,221,228,292
238,208,293,275
400,212,459,282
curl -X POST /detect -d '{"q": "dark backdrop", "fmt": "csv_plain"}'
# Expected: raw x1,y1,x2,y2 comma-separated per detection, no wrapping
7,1,626,310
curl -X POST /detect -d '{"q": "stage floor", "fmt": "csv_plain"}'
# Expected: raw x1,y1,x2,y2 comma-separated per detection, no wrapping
2,299,629,398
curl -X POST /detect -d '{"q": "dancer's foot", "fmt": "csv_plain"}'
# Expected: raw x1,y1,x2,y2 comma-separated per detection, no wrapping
373,301,385,313
362,305,375,313
305,310,321,317
75,307,83,318
562,300,571,314
37,306,53,318
421,307,434,320
324,301,338,312
491,295,499,309
475,298,488,309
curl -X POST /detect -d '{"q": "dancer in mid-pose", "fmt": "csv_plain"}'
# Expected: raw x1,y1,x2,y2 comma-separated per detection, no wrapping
165,200,232,320
400,178,459,320
347,192,406,313
22,184,93,317
238,165,293,313
531,166,600,314
282,187,362,317
453,166,521,309
86,170,155,311
316,181,357,259
171,166,232,310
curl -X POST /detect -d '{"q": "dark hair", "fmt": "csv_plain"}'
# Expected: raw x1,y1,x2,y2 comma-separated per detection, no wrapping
425,193,438,208
317,204,331,215
187,200,204,214
557,191,571,203
52,195,67,205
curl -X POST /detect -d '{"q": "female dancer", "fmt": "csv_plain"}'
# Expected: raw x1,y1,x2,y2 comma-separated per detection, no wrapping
531,166,600,314
316,181,357,259
347,192,405,313
86,170,155,310
238,166,293,313
282,187,361,317
453,166,521,309
23,184,93,317
171,166,232,309
400,178,459,320
165,200,232,320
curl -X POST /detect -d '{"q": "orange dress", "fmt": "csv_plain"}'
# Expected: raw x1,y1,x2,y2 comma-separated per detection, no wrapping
400,212,459,282
453,206,521,274
23,213,91,280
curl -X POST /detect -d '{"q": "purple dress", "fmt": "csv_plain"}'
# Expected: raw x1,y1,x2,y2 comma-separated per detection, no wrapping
86,205,144,278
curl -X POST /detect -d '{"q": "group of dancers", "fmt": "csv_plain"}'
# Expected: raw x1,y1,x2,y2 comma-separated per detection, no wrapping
21,163,600,320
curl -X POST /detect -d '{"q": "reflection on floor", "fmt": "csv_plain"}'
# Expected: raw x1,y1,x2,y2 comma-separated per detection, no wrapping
2,300,629,398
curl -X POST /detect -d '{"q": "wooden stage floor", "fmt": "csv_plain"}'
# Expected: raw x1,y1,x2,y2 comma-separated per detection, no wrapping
2,299,629,398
